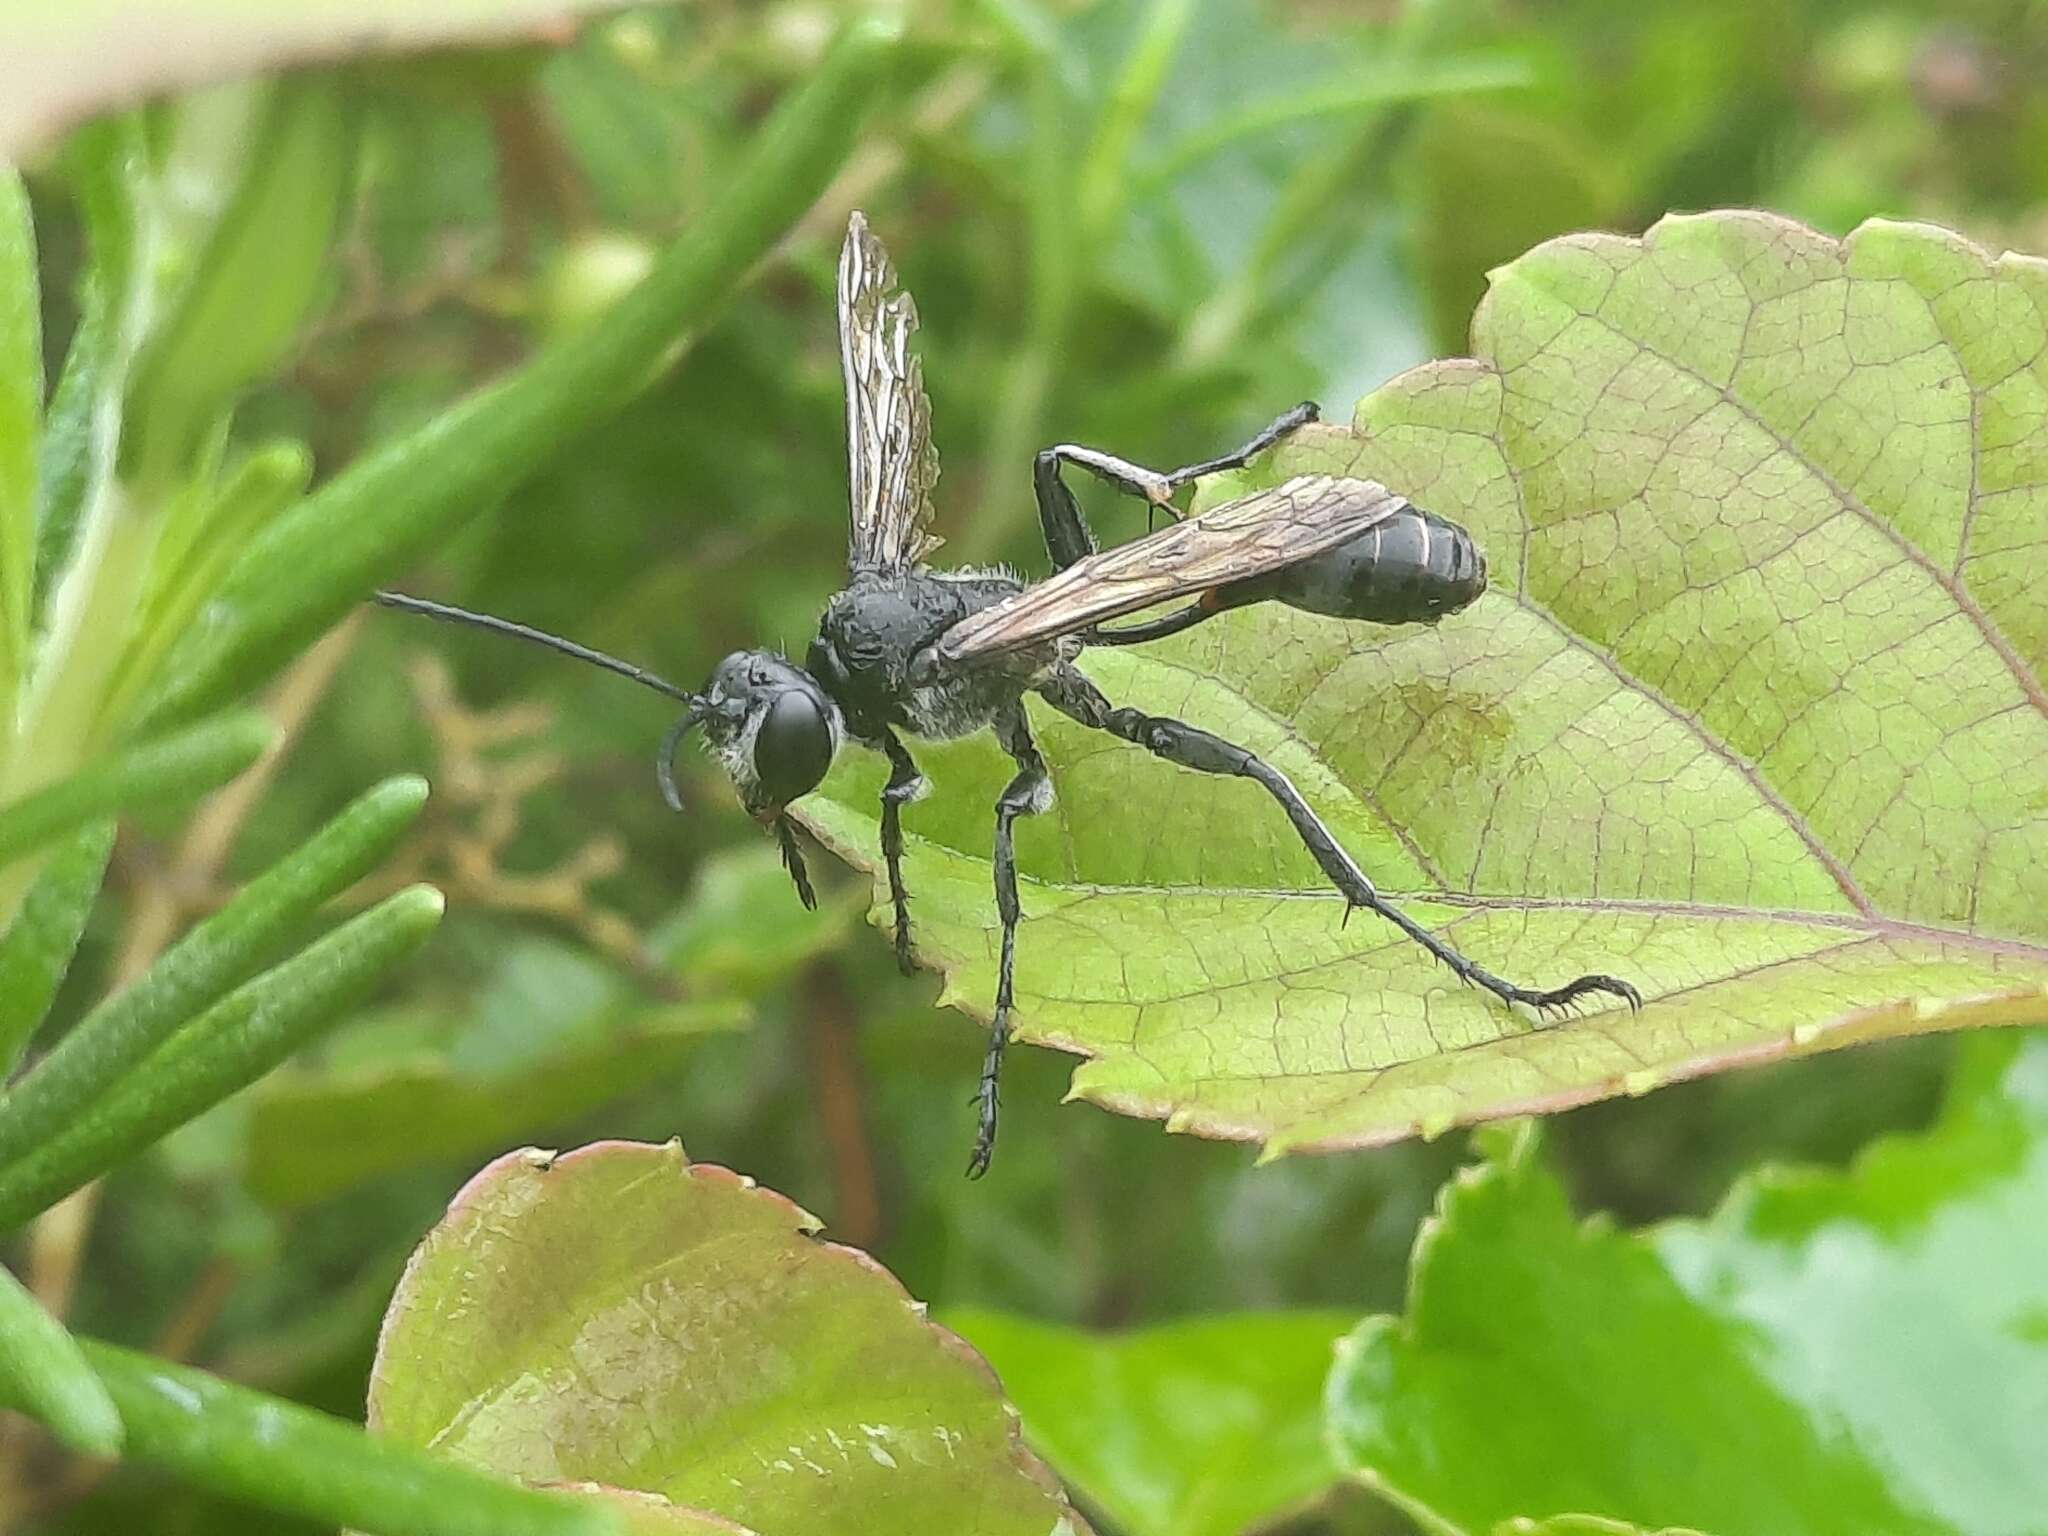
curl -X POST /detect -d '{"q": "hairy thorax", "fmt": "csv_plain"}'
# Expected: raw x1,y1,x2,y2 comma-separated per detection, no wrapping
810,568,1041,742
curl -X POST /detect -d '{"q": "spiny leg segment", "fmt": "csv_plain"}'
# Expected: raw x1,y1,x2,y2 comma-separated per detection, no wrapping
1031,401,1321,571
876,730,925,974
1035,666,1641,1017
971,704,1053,1179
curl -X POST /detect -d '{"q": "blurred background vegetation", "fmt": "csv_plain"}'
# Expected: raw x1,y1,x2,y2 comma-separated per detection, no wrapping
7,0,2047,1530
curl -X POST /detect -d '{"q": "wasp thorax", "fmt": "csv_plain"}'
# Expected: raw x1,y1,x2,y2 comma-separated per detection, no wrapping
698,650,840,810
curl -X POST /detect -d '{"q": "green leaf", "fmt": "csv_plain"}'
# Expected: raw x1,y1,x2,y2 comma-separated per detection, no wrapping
0,884,443,1230
1323,1032,2048,1536
648,843,854,994
0,711,269,870
33,265,106,605
105,437,311,724
143,18,898,732
0,1337,620,1536
0,775,430,1170
0,1260,122,1456
948,1308,1350,1536
1499,1522,1716,1536
370,1140,1087,1536
0,166,37,732
243,996,743,1210
123,81,354,488
796,212,2048,1157
0,819,113,1074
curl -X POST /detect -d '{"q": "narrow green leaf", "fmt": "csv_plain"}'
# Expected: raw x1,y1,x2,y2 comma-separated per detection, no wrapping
123,82,355,488
8,1337,616,1536
33,274,106,605
1136,51,1540,190
0,884,443,1230
0,712,269,871
0,775,430,1168
0,166,38,729
0,1261,121,1456
103,438,311,726
0,819,114,1073
142,17,901,732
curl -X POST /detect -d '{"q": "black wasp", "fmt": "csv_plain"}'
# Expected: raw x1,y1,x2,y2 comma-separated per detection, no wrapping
378,212,1641,1176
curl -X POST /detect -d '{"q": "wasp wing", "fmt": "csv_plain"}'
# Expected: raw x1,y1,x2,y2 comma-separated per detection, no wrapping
934,474,1411,666
839,211,941,574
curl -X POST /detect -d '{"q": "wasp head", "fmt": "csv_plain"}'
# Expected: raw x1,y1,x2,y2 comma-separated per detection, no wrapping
661,650,840,817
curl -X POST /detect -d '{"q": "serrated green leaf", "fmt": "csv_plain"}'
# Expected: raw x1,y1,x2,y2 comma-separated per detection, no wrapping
1323,1031,2048,1536
370,1140,1088,1536
796,211,2048,1158
949,1308,1350,1536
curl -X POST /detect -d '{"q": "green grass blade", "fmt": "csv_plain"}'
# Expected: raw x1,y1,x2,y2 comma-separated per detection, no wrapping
0,885,443,1230
0,712,269,871
0,776,429,1167
143,17,900,732
24,1339,614,1536
0,166,37,738
123,82,355,489
0,1261,121,1456
0,819,115,1074
32,275,105,607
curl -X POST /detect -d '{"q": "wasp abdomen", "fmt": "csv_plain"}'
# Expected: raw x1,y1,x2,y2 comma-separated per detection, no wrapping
1220,504,1486,627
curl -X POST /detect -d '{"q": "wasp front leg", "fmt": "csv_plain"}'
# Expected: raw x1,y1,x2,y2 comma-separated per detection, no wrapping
969,704,1054,1178
1031,401,1321,571
876,730,926,975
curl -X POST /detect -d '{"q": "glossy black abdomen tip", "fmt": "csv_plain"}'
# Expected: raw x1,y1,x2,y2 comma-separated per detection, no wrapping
1233,504,1489,628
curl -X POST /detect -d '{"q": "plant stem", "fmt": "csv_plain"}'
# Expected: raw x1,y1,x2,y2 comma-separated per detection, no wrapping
11,1339,617,1536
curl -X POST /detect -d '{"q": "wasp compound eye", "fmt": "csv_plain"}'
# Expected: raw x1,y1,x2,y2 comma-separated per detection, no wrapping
753,689,835,806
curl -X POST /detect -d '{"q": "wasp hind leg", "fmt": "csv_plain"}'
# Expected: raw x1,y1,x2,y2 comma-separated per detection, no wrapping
969,705,1054,1178
876,731,926,974
1032,401,1321,571
1035,666,1642,1018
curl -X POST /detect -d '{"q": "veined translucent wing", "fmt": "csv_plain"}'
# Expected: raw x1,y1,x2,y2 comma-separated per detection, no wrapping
932,474,1412,665
839,211,941,573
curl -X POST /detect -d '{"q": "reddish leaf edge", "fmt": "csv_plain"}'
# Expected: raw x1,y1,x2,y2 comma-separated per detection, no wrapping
368,1139,1091,1530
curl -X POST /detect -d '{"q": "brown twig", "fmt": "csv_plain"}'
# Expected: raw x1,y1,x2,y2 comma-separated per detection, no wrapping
356,652,658,979
802,958,882,1251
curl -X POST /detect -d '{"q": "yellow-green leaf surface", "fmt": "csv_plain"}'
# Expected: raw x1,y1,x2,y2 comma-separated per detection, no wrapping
1324,1033,2048,1535
370,1141,1088,1536
798,212,2048,1157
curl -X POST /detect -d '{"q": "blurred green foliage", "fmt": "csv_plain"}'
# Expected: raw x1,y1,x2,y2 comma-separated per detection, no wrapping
4,0,2045,1532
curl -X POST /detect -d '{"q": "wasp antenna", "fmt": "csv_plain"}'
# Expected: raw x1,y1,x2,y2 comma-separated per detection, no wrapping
373,590,698,705
656,704,706,812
